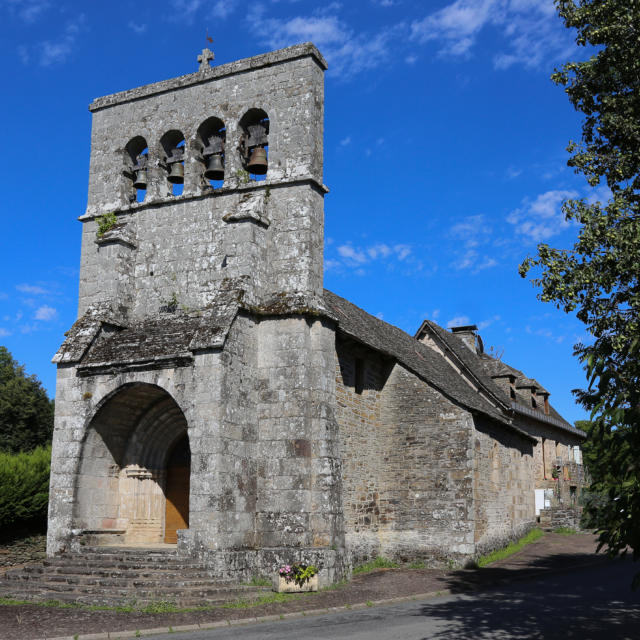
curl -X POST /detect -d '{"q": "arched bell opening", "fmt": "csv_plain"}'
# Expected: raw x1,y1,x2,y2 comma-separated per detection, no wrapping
197,116,226,190
125,136,148,203
74,383,190,546
160,130,186,197
239,109,269,182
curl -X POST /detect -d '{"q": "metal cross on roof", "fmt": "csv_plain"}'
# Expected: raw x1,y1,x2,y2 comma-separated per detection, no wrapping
198,48,214,72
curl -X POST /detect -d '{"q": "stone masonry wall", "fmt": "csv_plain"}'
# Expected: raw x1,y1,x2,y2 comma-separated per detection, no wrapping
335,340,387,563
472,416,535,554
335,340,476,566
254,316,347,585
378,365,476,564
514,415,584,489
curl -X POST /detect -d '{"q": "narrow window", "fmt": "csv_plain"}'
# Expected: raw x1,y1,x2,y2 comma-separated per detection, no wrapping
354,358,364,395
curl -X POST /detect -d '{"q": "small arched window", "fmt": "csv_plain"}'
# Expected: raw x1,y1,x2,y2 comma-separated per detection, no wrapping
239,109,269,181
197,117,226,189
160,130,186,197
125,136,148,203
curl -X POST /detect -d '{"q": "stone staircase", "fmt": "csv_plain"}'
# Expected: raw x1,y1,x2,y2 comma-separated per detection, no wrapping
0,546,270,607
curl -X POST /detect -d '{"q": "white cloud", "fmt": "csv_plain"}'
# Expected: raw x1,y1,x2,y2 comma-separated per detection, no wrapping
405,54,418,64
171,0,204,21
506,166,522,179
506,189,578,242
411,0,495,56
339,136,352,146
0,328,10,337
410,0,573,70
127,21,147,34
247,4,399,78
450,214,498,273
329,241,416,275
478,314,500,330
211,0,238,19
33,15,86,67
337,244,368,264
35,305,57,321
447,315,471,328
3,0,51,23
16,283,49,295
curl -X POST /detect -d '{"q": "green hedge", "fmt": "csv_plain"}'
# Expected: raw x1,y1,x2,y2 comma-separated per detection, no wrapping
0,445,50,529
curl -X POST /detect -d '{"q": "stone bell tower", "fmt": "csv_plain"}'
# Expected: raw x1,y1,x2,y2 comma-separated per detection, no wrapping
78,43,327,319
49,44,348,586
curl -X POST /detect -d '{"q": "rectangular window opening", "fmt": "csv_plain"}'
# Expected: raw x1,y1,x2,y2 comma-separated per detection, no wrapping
355,358,364,395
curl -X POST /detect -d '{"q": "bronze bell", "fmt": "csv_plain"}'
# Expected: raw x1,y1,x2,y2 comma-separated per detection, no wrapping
167,162,184,184
133,168,147,190
204,154,224,180
247,147,268,175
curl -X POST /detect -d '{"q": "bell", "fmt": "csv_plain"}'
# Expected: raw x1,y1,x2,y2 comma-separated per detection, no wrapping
167,162,184,184
247,147,268,175
204,154,224,180
133,168,147,190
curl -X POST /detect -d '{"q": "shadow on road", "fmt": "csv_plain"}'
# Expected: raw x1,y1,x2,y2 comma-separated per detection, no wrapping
443,551,611,593
413,558,640,640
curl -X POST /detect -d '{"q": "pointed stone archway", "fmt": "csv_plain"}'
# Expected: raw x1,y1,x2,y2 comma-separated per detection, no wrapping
74,383,190,546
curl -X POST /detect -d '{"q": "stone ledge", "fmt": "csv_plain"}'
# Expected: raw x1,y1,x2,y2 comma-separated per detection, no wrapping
79,177,328,221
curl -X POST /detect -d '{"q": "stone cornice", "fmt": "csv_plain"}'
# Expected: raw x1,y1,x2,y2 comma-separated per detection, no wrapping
89,43,328,113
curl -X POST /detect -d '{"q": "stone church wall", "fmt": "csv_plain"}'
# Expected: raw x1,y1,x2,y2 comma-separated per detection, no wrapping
336,339,476,565
472,416,535,554
335,340,387,563
378,365,476,564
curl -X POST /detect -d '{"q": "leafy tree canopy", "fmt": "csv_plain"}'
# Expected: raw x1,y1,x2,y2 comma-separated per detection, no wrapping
520,0,640,585
0,346,54,453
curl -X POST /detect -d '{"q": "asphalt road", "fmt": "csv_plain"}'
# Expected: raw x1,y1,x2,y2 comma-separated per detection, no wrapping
140,559,640,640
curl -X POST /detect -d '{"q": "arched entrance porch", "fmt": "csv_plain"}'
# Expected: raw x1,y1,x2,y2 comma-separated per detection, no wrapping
74,383,190,545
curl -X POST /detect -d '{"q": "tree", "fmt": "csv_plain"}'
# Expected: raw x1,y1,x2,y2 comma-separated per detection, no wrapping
0,346,54,453
519,0,640,585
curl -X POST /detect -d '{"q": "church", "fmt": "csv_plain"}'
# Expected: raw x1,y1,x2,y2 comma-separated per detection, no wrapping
47,43,585,587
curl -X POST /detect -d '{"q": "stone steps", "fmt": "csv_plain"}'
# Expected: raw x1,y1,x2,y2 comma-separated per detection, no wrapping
9,565,219,580
0,547,269,607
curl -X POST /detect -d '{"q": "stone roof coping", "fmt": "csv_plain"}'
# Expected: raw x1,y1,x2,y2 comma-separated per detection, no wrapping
89,43,328,112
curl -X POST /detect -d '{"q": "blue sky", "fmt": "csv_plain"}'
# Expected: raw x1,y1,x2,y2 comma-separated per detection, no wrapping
0,0,597,423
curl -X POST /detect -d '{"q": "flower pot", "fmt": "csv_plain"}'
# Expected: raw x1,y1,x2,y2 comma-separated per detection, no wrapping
273,574,319,593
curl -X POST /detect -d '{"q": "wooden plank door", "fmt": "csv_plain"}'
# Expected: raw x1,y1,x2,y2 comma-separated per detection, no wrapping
164,437,190,544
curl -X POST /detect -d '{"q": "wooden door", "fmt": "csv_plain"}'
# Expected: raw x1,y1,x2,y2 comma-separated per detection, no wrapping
164,436,190,544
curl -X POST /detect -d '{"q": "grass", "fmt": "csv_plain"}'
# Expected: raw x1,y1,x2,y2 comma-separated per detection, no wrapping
244,576,272,587
406,560,426,569
475,528,544,568
352,556,400,575
553,526,577,536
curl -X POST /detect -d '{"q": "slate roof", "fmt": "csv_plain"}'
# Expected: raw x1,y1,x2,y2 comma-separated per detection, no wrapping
322,290,536,439
332,292,583,440
55,280,246,370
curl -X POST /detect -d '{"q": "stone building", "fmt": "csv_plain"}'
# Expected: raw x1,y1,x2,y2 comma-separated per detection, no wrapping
48,43,585,586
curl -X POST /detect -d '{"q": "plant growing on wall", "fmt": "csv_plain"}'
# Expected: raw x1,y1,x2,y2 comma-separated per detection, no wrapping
96,212,118,239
